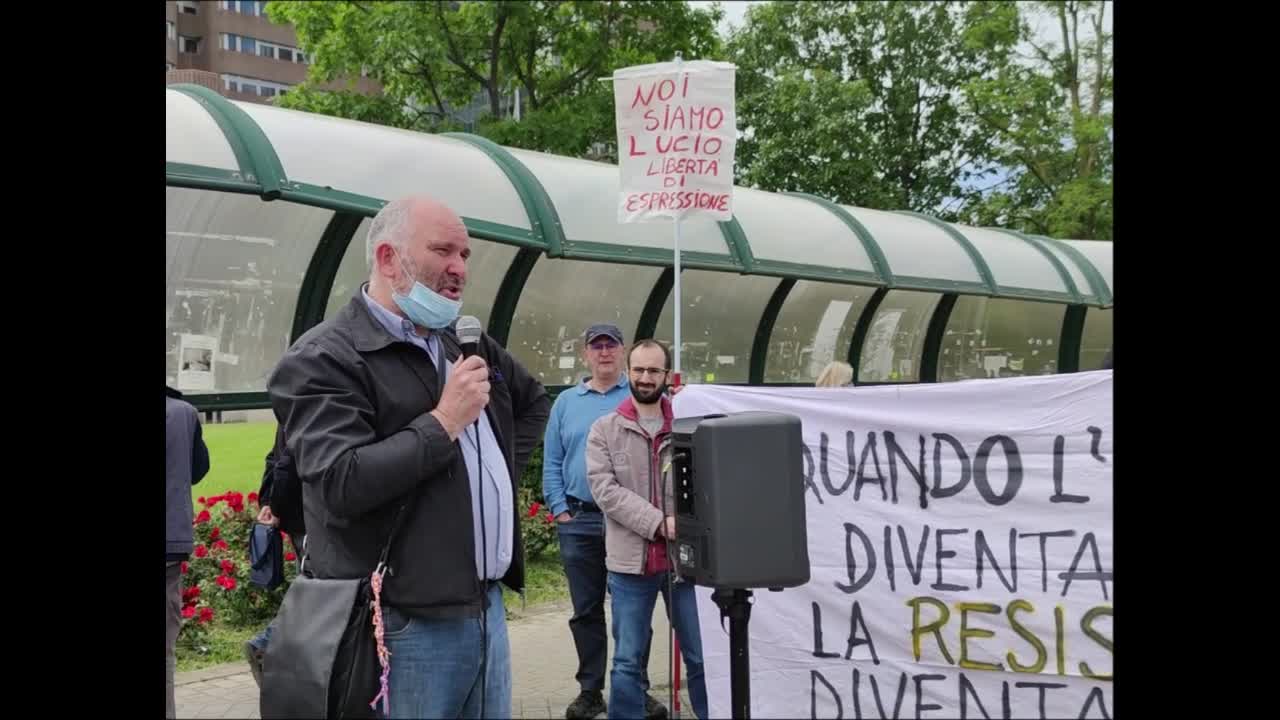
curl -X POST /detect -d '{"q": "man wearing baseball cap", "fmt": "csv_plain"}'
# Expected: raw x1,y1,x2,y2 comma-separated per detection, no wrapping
543,323,666,719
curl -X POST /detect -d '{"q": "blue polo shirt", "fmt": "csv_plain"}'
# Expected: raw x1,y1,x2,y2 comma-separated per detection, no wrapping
541,374,631,517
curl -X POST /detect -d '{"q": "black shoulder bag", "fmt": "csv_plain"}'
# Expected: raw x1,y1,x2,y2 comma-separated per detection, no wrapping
259,503,411,719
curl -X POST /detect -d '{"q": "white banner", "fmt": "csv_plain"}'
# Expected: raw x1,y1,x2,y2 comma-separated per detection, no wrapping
613,60,736,223
673,372,1113,719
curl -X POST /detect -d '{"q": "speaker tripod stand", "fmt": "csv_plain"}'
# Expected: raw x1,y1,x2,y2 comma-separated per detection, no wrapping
710,588,755,719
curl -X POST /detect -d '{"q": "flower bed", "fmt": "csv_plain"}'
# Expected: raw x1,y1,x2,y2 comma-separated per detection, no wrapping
178,486,563,655
177,491,297,653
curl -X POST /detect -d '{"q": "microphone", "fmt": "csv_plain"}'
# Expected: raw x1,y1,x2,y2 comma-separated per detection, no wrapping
456,315,483,359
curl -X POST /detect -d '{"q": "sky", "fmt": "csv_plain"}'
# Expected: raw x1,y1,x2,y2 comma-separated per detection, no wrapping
689,0,759,36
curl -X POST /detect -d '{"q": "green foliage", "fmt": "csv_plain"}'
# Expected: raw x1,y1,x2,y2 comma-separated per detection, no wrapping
263,0,1112,239
957,1,1113,239
517,486,558,562
729,1,1015,214
269,1,724,158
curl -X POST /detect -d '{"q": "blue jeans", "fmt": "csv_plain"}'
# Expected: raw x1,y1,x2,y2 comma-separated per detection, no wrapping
558,511,653,692
248,623,272,650
608,571,707,720
380,582,511,719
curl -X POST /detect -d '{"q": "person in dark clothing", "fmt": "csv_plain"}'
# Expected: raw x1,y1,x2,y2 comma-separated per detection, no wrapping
267,195,550,719
166,387,210,719
242,429,305,689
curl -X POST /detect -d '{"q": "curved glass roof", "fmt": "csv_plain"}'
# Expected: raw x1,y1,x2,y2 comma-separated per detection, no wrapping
165,84,1112,405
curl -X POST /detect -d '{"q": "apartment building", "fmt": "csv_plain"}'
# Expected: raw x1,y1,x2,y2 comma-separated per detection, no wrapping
165,0,380,105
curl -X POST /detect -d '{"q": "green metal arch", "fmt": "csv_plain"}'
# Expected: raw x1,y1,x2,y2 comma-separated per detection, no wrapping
1033,235,1113,307
170,84,287,199
783,192,894,285
717,217,755,272
489,248,540,345
893,211,998,295
1059,305,1087,373
635,268,676,342
442,133,564,256
988,228,1084,304
290,212,366,342
848,287,889,382
749,278,796,384
919,294,958,382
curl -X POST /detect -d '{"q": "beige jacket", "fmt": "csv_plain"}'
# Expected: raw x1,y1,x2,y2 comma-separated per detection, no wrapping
586,394,676,575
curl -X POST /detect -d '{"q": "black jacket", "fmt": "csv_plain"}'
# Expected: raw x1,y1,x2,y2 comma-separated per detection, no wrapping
267,295,550,620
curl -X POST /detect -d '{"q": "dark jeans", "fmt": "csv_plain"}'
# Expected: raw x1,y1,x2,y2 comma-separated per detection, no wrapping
607,572,707,720
166,560,182,719
557,510,653,693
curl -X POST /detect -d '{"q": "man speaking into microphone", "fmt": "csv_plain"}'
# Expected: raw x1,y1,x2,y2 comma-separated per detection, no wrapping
268,194,550,719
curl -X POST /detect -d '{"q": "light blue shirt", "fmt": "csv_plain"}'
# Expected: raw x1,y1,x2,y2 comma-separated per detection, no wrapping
362,287,512,581
542,374,631,517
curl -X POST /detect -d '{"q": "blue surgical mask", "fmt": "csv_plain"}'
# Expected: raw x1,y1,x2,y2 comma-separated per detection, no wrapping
392,257,462,329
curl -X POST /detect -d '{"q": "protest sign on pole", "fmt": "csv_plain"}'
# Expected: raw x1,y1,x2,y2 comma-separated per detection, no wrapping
673,372,1114,719
613,56,736,387
613,58,736,224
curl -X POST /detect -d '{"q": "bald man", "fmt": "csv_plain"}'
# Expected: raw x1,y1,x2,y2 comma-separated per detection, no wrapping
268,195,550,718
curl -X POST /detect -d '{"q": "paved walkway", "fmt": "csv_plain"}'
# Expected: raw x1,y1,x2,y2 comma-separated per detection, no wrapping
175,600,694,719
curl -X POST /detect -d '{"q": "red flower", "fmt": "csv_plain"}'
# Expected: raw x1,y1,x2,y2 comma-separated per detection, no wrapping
194,545,208,558
220,559,235,574
215,575,238,590
197,496,207,505
281,532,289,541
209,526,221,541
193,509,211,525
527,501,542,518
545,511,555,524
285,552,297,562
248,492,259,503
180,561,189,574
183,586,200,601
205,494,224,507
198,607,214,624
213,539,230,552
181,606,195,619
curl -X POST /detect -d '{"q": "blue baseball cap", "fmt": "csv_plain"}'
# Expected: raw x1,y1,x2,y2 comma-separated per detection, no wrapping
583,323,624,345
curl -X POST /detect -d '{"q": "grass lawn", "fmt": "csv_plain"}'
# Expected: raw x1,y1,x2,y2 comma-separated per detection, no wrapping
177,420,569,672
195,421,277,499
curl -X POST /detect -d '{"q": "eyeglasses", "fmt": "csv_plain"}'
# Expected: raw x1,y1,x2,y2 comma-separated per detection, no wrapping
588,339,620,351
630,366,668,378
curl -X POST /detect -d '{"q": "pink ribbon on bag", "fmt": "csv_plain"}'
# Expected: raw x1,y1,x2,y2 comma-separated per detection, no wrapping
368,567,392,715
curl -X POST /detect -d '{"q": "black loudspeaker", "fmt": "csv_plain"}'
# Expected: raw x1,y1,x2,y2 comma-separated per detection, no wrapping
670,412,810,589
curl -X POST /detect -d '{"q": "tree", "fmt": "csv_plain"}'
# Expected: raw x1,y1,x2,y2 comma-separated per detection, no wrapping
728,1,1018,214
267,1,723,159
960,1,1113,240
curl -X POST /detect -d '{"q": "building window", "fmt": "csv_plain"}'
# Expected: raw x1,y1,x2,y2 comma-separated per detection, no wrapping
221,73,293,98
167,62,175,72
296,52,307,64
223,0,267,15
222,33,262,54
177,1,199,14
167,21,176,41
278,48,293,62
180,35,200,54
